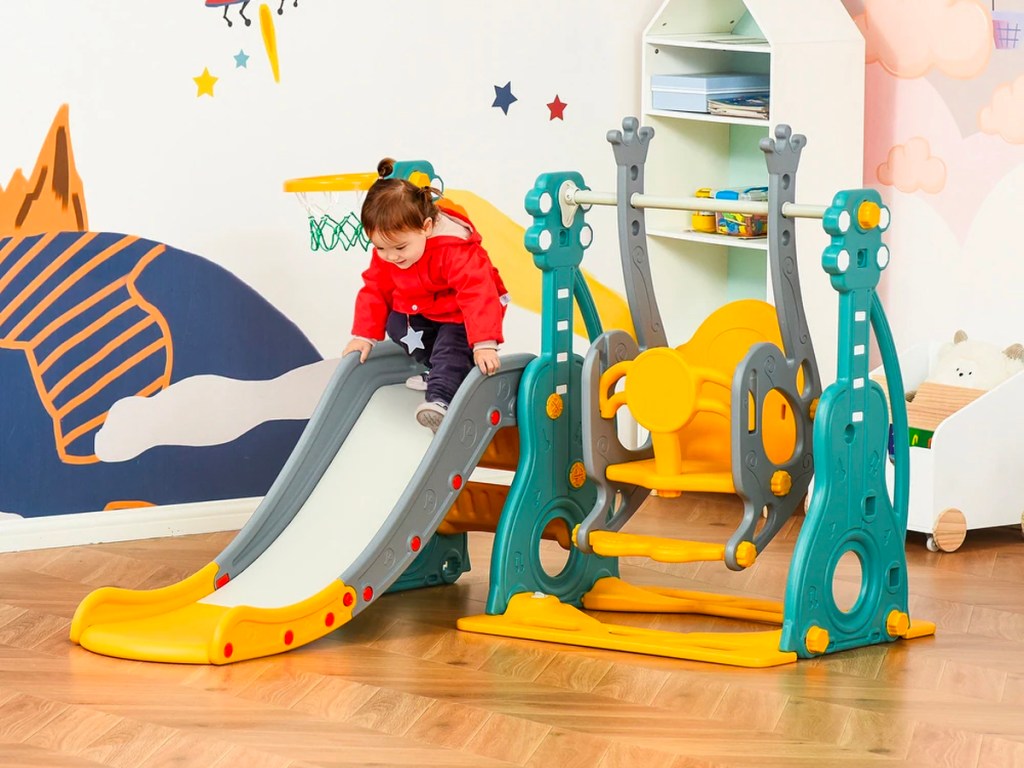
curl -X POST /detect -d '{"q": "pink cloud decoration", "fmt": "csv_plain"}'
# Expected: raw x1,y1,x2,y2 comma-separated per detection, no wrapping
979,75,1024,144
876,137,948,193
855,0,992,79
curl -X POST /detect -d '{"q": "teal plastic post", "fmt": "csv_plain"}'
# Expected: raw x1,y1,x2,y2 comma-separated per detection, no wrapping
781,189,910,657
486,172,617,614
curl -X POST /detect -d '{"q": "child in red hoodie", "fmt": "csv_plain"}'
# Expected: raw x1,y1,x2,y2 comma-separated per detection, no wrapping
343,159,508,431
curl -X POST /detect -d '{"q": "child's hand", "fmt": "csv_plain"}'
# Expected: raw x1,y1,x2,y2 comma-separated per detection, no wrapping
343,338,373,363
474,348,500,376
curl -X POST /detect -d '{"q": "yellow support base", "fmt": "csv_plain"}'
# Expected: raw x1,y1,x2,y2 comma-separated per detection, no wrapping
458,591,798,668
582,577,783,623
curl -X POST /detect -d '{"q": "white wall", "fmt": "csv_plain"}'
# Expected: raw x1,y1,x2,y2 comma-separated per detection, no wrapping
1,1,663,356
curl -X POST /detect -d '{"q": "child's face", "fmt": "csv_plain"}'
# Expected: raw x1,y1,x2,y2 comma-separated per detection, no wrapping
370,218,434,270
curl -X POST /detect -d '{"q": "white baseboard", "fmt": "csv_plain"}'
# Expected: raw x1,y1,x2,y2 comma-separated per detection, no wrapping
0,497,261,554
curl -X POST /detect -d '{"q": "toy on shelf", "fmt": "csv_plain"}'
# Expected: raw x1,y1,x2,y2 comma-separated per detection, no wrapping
873,330,1024,552
459,119,934,666
691,186,768,237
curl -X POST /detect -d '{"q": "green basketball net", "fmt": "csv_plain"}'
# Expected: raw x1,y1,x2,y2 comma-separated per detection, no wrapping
283,172,378,253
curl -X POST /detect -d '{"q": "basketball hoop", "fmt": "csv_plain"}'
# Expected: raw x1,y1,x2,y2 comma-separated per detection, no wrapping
284,162,444,253
284,172,378,252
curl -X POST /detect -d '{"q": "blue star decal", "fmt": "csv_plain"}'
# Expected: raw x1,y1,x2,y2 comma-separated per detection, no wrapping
401,326,425,354
234,49,250,68
492,81,517,115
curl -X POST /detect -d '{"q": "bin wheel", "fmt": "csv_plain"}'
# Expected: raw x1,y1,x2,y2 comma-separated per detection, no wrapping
930,508,967,553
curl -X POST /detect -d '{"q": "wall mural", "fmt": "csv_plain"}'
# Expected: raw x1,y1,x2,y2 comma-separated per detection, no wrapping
195,0,292,96
851,0,1024,241
0,106,329,518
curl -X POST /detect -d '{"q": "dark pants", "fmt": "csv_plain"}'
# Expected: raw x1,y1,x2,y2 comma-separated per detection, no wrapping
386,311,474,405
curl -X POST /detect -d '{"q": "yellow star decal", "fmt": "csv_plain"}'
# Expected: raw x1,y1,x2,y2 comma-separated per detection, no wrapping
193,68,218,98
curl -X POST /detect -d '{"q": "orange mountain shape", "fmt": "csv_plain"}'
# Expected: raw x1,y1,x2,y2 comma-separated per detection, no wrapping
1,104,88,236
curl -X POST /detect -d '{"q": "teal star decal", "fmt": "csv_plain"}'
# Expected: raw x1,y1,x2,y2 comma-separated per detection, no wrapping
234,49,250,69
492,81,517,115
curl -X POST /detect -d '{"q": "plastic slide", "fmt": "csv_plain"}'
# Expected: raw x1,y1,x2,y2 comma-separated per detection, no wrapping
71,343,529,664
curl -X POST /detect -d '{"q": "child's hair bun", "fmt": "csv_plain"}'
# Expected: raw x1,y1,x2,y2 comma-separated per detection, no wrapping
377,157,396,178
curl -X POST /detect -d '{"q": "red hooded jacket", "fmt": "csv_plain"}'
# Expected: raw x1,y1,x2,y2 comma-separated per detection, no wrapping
351,208,507,346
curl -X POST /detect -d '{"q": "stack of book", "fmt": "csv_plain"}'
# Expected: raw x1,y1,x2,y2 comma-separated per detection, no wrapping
707,93,770,119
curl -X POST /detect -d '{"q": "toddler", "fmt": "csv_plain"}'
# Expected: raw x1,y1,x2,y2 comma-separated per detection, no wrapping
343,159,508,431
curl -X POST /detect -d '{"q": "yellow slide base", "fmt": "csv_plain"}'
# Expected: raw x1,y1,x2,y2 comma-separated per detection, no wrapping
582,577,783,623
580,530,757,568
74,572,355,664
457,592,797,668
71,562,221,644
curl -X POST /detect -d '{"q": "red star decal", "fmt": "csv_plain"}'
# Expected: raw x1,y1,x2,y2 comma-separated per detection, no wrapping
547,95,567,121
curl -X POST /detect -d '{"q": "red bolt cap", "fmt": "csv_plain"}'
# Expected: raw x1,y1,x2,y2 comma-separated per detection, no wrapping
411,535,422,552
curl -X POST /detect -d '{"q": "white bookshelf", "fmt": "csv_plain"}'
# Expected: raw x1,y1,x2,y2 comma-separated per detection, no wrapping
640,0,864,384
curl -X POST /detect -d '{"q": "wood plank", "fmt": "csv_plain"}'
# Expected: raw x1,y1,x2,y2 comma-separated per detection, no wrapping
0,492,1023,767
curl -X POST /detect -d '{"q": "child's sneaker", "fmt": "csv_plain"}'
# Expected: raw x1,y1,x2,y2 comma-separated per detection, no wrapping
405,373,428,392
415,401,448,432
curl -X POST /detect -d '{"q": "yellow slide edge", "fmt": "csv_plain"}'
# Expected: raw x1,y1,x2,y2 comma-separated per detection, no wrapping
208,579,356,664
71,562,220,644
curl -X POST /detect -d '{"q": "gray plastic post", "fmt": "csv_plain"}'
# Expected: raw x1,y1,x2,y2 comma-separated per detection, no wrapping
761,124,821,399
608,117,668,352
721,125,823,570
578,329,653,554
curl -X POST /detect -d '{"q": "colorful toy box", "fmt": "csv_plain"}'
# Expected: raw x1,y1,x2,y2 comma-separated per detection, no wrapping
714,187,768,237
650,73,770,114
690,186,768,237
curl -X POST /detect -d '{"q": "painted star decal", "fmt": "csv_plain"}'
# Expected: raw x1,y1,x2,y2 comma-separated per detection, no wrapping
401,326,425,354
547,95,567,120
193,67,218,97
234,49,250,68
492,81,517,115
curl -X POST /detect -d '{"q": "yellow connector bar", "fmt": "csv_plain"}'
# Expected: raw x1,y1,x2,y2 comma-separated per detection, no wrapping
583,529,756,567
458,593,796,668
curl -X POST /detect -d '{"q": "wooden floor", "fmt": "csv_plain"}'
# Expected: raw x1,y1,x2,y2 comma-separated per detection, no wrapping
3,493,1024,768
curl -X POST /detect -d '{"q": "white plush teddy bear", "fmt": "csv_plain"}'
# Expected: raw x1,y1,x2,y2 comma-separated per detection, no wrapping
925,330,1024,390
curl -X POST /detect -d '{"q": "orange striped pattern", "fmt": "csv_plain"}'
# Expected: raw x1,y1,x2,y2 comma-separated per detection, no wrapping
0,232,172,464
